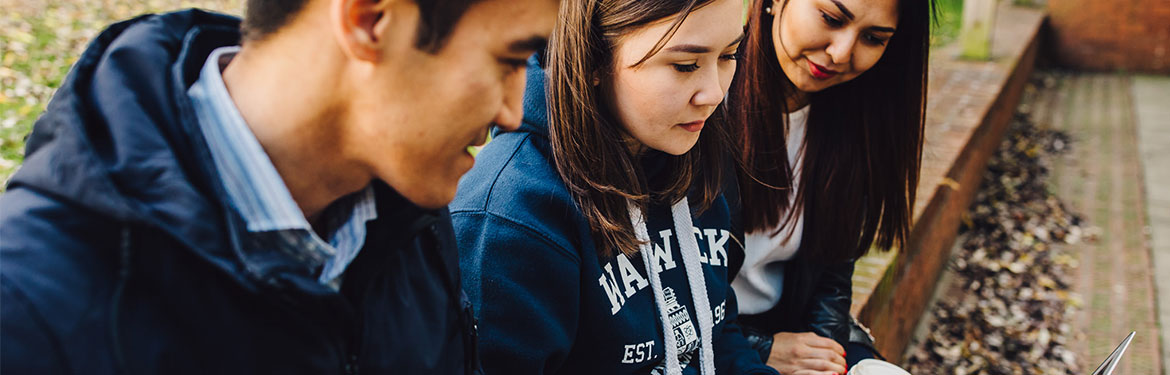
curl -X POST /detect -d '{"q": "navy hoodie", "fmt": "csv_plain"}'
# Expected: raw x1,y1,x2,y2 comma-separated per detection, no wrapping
450,57,777,375
0,10,477,374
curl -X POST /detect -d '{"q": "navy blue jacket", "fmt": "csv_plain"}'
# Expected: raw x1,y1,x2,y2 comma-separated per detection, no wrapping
449,58,776,375
0,10,477,374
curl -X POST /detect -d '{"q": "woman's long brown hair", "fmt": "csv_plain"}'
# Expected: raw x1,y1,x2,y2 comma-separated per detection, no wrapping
732,0,931,263
546,0,733,258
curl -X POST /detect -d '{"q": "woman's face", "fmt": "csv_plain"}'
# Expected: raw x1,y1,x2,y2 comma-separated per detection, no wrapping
603,0,744,156
773,0,898,93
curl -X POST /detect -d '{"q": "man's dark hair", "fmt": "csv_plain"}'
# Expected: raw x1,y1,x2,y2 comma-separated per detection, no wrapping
241,0,482,52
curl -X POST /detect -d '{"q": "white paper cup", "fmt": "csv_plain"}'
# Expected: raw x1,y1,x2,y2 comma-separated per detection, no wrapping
847,359,912,375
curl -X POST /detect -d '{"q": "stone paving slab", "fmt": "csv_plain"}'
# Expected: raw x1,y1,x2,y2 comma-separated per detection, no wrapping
1133,75,1170,375
1046,73,1162,374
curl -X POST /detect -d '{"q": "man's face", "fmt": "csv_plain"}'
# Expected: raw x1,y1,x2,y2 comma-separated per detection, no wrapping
345,0,557,208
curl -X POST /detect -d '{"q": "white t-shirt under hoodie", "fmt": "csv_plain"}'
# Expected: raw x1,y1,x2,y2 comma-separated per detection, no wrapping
732,105,809,315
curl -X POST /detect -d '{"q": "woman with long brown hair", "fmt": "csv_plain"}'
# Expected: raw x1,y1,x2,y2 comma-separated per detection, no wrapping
450,0,777,374
727,0,931,373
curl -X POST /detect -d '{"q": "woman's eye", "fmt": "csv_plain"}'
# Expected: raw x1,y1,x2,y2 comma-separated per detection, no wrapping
864,34,889,46
820,11,843,27
719,53,738,61
673,63,700,73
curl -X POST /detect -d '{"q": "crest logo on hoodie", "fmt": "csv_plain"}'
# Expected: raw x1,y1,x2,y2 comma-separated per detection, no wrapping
648,288,699,374
662,287,699,354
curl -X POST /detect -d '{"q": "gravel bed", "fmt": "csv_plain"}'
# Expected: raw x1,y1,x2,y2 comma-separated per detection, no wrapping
904,79,1084,375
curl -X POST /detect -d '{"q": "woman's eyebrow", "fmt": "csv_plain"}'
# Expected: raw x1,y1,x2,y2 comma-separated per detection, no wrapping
726,32,747,48
830,0,855,19
664,33,747,54
830,1,896,33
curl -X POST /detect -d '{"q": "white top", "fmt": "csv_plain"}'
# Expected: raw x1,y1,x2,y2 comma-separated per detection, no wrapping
732,105,809,315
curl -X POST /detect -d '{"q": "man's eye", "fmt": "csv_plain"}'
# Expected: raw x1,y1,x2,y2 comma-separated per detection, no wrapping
501,58,528,70
673,63,700,73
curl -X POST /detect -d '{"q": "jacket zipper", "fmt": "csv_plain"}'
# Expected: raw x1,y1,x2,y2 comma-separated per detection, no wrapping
345,354,359,375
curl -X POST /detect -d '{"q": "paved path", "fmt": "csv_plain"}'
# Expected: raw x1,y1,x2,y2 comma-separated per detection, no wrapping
1037,72,1163,374
1133,75,1170,375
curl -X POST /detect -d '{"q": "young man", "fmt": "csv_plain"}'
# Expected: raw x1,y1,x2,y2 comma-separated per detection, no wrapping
0,0,555,372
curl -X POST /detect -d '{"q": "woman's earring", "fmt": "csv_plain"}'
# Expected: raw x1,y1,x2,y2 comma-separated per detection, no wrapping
765,6,773,14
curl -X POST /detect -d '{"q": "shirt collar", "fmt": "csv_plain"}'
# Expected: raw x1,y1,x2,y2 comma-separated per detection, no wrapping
187,46,377,234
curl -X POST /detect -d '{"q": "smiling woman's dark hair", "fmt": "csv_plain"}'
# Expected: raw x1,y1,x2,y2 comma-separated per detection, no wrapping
546,0,733,258
732,0,931,264
242,0,482,52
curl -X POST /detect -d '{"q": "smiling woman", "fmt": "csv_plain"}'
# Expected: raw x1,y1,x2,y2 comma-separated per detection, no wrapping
726,0,932,373
771,0,899,91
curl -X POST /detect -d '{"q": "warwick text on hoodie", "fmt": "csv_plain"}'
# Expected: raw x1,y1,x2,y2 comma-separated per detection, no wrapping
0,10,478,374
450,57,777,375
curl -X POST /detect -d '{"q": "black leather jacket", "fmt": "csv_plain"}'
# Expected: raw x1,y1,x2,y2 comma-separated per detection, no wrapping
728,251,878,361
724,173,878,362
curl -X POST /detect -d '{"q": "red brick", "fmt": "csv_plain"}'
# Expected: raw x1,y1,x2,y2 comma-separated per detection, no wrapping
1047,0,1170,73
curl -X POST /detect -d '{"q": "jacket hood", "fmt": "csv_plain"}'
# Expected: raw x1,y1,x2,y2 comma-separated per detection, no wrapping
517,54,551,138
12,10,447,293
15,10,239,216
8,10,261,282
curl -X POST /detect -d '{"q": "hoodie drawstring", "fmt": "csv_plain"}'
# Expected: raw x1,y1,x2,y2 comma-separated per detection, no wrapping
671,197,715,375
629,199,714,375
632,204,681,375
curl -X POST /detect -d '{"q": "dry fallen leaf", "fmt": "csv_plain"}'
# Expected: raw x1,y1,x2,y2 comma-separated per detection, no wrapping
905,72,1083,375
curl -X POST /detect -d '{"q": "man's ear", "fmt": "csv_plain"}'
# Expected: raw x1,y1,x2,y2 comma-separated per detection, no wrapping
332,0,402,62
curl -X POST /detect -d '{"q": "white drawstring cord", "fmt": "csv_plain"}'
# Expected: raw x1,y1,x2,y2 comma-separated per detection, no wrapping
629,199,715,375
671,197,715,375
631,202,682,375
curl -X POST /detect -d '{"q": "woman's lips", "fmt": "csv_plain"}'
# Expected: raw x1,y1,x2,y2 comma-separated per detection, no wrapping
808,60,839,79
679,120,704,133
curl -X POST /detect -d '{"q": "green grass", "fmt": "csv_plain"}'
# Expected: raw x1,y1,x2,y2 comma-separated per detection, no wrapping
0,0,242,189
1,13,77,184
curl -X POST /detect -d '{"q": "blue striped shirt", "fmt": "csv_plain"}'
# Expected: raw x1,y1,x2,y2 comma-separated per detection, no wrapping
188,46,377,289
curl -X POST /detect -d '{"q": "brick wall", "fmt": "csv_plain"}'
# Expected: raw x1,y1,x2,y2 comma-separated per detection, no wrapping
1047,0,1170,74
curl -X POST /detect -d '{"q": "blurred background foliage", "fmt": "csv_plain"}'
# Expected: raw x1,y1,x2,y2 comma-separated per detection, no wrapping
932,0,965,46
0,0,241,188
